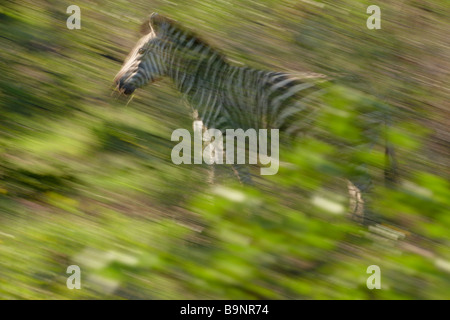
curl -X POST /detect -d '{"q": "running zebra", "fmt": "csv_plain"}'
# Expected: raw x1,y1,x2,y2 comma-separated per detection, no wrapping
114,13,326,176
114,13,395,220
115,13,325,132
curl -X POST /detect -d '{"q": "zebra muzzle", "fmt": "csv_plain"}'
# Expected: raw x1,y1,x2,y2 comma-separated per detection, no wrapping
123,86,135,95
115,78,135,95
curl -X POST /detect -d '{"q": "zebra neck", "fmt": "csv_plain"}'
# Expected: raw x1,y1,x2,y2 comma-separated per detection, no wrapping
165,45,230,97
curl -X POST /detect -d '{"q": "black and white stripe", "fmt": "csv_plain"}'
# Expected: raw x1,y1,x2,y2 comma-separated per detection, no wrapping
115,13,326,136
114,13,393,219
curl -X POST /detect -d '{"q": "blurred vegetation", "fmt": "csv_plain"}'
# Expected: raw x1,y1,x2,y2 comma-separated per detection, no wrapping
0,0,449,299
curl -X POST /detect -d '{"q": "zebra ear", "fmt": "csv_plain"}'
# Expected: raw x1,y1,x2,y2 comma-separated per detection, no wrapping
149,12,175,33
140,13,161,34
149,12,165,32
140,19,152,35
150,12,160,22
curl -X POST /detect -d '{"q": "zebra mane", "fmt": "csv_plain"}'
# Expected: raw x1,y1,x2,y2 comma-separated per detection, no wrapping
141,13,227,63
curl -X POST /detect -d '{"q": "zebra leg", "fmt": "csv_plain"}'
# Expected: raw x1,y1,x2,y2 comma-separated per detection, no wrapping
346,105,391,224
347,165,373,224
231,164,253,185
207,164,216,184
193,120,217,184
347,180,365,223
203,128,216,185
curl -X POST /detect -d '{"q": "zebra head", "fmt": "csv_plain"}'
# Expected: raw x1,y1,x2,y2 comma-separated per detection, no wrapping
114,13,169,95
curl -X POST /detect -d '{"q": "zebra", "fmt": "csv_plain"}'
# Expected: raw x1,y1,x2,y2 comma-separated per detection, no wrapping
114,13,395,221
